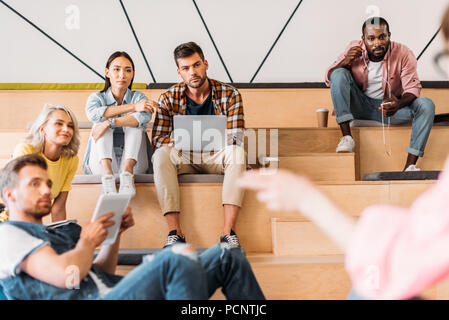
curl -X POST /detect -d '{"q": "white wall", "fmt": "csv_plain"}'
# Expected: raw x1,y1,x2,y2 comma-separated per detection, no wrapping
2,0,448,84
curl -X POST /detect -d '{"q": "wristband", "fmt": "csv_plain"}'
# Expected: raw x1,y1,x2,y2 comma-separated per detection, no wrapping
108,118,116,129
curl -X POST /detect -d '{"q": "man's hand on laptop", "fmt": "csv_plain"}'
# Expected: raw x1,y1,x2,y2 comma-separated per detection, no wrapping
118,206,135,235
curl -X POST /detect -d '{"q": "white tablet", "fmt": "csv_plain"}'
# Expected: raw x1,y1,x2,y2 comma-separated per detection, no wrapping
91,193,132,245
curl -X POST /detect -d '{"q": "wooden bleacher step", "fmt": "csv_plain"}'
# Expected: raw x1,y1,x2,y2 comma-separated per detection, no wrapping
2,126,449,178
357,126,449,177
278,153,355,181
2,88,449,130
276,128,343,154
271,218,343,256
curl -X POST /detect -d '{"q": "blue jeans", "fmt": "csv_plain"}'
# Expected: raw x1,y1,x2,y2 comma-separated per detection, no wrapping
0,287,6,300
103,243,265,300
347,289,367,300
330,68,435,157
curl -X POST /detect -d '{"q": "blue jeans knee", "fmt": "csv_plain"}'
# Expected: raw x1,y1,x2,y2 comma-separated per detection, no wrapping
414,97,435,118
330,68,352,85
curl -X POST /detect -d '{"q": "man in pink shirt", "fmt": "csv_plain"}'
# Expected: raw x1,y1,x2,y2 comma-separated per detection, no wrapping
325,17,435,171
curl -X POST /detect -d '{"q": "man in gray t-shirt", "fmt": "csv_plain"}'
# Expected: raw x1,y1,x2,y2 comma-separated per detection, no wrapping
0,154,265,300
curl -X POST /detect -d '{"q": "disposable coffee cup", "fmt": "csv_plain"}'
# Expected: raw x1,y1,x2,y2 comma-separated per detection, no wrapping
316,108,329,128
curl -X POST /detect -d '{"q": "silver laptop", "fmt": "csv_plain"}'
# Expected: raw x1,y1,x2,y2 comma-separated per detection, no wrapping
173,115,227,152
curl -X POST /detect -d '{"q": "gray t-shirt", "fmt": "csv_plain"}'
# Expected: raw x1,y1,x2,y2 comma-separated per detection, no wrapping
0,223,111,298
0,224,48,279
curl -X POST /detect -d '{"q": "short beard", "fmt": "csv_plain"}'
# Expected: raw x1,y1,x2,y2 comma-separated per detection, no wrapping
368,41,390,61
23,207,51,220
187,75,207,89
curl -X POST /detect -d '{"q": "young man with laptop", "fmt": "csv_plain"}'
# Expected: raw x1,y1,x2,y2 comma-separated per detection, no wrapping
0,154,265,300
151,42,246,248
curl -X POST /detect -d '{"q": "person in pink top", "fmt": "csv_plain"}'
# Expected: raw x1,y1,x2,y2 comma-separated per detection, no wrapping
238,164,449,299
325,17,435,171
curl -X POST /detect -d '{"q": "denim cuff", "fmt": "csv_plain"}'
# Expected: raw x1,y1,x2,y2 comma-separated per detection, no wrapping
406,147,423,157
131,112,151,129
336,113,354,124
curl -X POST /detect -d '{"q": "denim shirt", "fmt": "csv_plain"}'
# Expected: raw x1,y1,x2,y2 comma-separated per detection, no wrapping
0,221,121,300
82,88,153,174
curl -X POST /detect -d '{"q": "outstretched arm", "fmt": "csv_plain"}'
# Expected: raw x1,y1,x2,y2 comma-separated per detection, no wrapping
238,169,356,251
239,159,449,300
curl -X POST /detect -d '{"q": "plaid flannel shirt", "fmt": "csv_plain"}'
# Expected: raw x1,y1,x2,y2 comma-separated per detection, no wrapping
151,78,245,150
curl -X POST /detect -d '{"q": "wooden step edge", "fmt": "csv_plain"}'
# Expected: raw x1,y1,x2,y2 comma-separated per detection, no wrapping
70,180,371,187
246,253,345,265
271,213,358,225
67,179,436,187
245,126,340,132
115,252,346,267
278,153,354,157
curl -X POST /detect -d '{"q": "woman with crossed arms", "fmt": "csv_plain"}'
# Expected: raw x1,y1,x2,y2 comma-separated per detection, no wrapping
83,51,158,197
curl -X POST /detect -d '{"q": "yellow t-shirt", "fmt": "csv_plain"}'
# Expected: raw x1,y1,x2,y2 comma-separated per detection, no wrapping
13,143,79,200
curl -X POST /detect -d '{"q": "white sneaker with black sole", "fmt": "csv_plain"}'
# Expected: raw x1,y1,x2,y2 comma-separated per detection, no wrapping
336,135,355,153
101,174,117,195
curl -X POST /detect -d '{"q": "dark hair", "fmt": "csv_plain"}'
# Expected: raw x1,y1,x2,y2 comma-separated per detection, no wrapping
0,154,47,204
362,17,390,35
442,6,449,40
173,42,205,67
101,51,135,93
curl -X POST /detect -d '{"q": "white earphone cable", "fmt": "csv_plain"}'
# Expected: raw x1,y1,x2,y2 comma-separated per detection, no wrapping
382,48,392,157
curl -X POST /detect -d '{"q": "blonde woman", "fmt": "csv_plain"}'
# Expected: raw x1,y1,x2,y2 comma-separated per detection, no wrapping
13,104,80,222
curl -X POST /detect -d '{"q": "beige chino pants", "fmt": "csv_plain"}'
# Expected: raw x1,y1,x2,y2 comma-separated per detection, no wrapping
152,145,246,215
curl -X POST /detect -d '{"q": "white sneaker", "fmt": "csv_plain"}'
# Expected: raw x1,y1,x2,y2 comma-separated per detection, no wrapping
405,164,421,172
119,172,136,197
336,135,355,153
101,174,117,195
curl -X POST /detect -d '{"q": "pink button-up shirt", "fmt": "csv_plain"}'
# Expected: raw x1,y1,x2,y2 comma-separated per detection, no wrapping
345,157,449,299
325,40,422,99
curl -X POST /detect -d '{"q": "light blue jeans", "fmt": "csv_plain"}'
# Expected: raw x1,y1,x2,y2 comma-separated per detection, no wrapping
103,243,265,300
330,68,435,157
347,289,366,300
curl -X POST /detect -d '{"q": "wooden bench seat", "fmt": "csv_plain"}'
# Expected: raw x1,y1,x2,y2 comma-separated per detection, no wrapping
1,88,449,130
2,126,449,180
